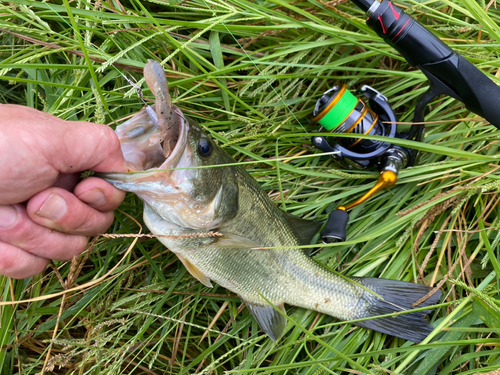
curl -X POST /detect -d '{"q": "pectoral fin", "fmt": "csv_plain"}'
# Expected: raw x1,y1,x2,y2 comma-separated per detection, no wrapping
244,300,287,341
214,233,262,249
177,254,212,287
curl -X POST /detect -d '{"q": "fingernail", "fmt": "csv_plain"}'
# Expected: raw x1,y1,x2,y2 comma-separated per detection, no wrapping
0,206,18,228
36,193,67,221
77,188,106,207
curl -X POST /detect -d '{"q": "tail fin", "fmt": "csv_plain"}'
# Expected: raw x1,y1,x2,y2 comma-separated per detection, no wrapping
356,278,442,342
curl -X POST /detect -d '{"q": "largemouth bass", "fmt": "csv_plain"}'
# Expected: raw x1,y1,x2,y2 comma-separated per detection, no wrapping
102,60,441,342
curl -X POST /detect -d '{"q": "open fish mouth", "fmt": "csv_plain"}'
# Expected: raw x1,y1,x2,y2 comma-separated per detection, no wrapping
115,105,189,175
99,107,190,191
103,60,193,185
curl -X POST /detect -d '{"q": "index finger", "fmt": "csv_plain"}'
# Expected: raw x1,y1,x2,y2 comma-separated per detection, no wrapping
48,120,127,174
1,104,127,174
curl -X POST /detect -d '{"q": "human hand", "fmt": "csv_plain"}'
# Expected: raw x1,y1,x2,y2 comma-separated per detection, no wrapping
0,105,127,279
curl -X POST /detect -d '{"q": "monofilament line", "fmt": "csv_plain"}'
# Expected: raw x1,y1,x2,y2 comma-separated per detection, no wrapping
100,232,223,239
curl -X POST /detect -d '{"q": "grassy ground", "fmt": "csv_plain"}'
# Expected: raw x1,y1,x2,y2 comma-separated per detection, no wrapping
1,0,500,373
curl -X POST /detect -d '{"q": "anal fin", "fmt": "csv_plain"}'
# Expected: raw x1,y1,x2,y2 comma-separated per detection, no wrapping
177,254,212,288
244,300,287,341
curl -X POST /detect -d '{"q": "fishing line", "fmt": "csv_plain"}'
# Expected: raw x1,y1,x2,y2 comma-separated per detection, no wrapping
41,0,317,205
196,0,314,209
39,1,160,118
198,0,308,132
43,0,309,136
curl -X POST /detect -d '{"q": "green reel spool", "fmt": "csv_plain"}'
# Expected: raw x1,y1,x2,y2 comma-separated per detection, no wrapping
312,85,358,131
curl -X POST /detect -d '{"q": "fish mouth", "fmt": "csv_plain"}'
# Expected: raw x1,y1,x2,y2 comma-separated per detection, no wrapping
102,106,190,185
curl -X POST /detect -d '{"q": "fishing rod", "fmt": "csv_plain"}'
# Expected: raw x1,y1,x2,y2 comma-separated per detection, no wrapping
314,0,500,243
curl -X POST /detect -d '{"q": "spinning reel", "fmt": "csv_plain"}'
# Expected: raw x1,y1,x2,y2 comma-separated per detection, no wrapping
311,85,417,243
310,0,500,244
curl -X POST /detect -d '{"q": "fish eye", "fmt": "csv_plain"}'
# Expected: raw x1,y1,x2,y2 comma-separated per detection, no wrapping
197,138,213,157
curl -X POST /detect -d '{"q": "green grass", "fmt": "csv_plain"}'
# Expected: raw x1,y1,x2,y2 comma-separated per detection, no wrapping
1,0,500,373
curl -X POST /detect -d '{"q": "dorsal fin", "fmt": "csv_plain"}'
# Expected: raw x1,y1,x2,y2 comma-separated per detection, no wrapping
283,212,323,245
244,300,287,342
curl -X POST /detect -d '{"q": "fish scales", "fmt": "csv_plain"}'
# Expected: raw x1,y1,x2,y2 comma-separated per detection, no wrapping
102,60,442,343
150,165,366,319
141,149,366,317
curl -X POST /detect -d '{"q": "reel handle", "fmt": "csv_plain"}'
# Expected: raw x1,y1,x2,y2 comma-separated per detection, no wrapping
321,209,349,243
